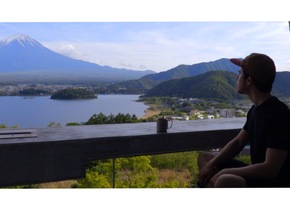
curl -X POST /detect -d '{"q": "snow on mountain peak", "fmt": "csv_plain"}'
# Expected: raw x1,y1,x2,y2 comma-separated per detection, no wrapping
0,34,43,48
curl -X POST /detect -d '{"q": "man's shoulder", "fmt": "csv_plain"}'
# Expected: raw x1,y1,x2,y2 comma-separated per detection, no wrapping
270,96,289,110
269,97,290,124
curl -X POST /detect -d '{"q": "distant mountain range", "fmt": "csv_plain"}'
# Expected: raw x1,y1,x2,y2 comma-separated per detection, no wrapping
106,57,290,99
106,58,240,93
0,34,155,84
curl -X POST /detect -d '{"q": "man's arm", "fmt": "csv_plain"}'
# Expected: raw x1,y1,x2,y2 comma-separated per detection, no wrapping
209,129,249,166
198,129,249,186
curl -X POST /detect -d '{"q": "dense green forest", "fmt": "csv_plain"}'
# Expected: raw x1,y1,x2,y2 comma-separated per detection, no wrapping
72,152,201,188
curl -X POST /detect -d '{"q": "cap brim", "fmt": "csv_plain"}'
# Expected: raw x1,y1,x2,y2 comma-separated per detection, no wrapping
230,58,242,67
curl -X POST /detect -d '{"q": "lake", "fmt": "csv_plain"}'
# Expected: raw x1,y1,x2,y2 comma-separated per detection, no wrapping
0,94,149,128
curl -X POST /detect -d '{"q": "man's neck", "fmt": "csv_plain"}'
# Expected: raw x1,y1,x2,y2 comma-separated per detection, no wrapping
248,91,272,107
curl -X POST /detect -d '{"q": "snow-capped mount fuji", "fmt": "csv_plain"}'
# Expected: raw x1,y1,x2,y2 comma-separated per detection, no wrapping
0,34,44,48
0,34,155,84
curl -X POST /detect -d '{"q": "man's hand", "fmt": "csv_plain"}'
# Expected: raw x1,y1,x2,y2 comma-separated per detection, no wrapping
198,162,219,187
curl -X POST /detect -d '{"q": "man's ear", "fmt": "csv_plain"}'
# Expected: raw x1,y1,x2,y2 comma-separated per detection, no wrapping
246,76,253,86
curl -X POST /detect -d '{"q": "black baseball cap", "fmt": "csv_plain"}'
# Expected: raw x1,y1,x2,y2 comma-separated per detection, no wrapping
230,53,276,92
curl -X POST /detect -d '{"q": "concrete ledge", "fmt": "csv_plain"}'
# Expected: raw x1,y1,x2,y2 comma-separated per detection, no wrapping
0,118,245,187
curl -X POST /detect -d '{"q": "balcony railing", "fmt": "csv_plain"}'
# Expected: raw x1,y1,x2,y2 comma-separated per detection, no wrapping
0,117,245,187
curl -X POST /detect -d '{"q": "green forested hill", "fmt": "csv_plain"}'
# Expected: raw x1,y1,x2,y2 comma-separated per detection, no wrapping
145,70,243,101
145,70,290,100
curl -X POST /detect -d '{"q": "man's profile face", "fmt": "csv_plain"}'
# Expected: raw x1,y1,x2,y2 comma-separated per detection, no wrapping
236,68,248,94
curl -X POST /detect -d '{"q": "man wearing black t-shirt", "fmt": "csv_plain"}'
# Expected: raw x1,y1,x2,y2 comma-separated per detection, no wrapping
197,53,290,187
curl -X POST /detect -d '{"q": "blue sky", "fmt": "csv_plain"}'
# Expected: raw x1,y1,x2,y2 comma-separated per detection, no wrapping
1,1,290,73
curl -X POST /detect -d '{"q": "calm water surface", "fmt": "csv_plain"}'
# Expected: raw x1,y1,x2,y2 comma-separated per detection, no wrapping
0,94,149,128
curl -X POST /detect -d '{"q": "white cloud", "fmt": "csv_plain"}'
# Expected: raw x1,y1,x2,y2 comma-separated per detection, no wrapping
40,22,290,72
44,43,91,61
